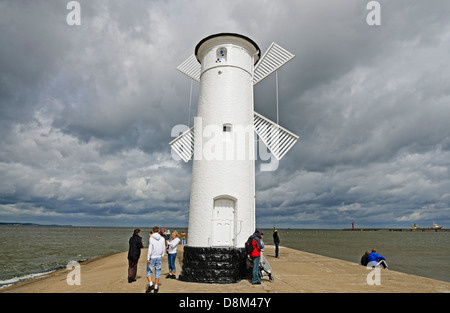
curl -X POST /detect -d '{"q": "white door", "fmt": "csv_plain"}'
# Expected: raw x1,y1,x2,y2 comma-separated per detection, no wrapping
212,198,235,247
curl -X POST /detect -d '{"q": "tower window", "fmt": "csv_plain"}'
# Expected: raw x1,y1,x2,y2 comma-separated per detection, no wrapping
223,124,232,132
216,47,227,63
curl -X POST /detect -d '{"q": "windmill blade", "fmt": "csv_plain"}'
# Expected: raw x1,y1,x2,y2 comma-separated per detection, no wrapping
254,112,299,161
176,54,201,82
253,43,295,85
169,126,195,163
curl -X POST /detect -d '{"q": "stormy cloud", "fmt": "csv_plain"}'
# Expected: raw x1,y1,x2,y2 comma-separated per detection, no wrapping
1,0,449,228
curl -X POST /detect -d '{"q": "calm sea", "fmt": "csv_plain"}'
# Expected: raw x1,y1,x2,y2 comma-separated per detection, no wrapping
0,226,449,288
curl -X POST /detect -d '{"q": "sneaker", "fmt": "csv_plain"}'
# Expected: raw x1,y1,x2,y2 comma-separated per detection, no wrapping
154,287,159,293
145,285,154,293
171,275,176,279
165,274,172,279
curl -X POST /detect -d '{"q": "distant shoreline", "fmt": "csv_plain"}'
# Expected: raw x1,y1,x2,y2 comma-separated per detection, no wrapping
4,223,447,231
0,222,73,227
343,227,449,232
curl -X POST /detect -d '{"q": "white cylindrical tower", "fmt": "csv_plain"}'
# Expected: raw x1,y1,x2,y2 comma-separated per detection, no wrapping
175,33,298,283
188,34,260,248
180,33,260,283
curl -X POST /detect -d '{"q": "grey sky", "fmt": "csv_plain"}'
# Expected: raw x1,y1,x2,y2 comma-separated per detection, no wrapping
1,0,449,228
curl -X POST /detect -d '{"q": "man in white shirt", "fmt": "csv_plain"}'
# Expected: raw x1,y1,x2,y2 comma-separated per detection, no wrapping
146,226,165,293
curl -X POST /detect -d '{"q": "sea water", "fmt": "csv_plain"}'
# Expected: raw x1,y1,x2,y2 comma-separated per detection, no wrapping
267,229,450,283
0,226,449,288
0,226,144,288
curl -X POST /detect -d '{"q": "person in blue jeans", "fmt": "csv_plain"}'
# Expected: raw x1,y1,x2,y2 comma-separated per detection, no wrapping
166,231,181,279
146,226,165,293
249,229,264,285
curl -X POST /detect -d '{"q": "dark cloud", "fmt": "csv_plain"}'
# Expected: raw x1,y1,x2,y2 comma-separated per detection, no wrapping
1,0,449,228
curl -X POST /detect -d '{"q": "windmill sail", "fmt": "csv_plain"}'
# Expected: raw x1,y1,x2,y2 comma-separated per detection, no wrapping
176,54,201,82
253,112,299,160
253,43,295,85
169,126,195,163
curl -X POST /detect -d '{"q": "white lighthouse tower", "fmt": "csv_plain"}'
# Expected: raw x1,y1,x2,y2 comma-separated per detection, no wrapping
171,33,298,283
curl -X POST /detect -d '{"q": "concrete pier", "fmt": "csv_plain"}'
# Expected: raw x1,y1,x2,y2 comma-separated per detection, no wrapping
2,245,449,293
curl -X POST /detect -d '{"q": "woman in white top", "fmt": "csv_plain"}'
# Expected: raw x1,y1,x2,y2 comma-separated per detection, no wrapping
166,231,181,279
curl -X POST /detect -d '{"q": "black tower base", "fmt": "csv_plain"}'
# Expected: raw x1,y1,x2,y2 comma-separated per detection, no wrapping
178,246,250,284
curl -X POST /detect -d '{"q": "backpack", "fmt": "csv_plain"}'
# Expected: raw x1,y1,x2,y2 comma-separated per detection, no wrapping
245,236,255,255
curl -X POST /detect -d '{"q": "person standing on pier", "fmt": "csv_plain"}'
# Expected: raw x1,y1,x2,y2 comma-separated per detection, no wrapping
146,226,165,293
273,229,280,259
166,231,181,279
249,229,264,285
127,229,143,283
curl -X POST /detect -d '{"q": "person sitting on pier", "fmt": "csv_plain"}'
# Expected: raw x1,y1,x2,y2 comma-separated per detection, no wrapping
360,250,370,266
367,249,388,269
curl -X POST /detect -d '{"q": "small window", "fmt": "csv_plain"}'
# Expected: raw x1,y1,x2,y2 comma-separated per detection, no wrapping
216,47,227,63
223,124,232,132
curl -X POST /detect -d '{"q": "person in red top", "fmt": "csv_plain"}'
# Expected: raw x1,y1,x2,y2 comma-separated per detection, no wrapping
249,229,263,284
